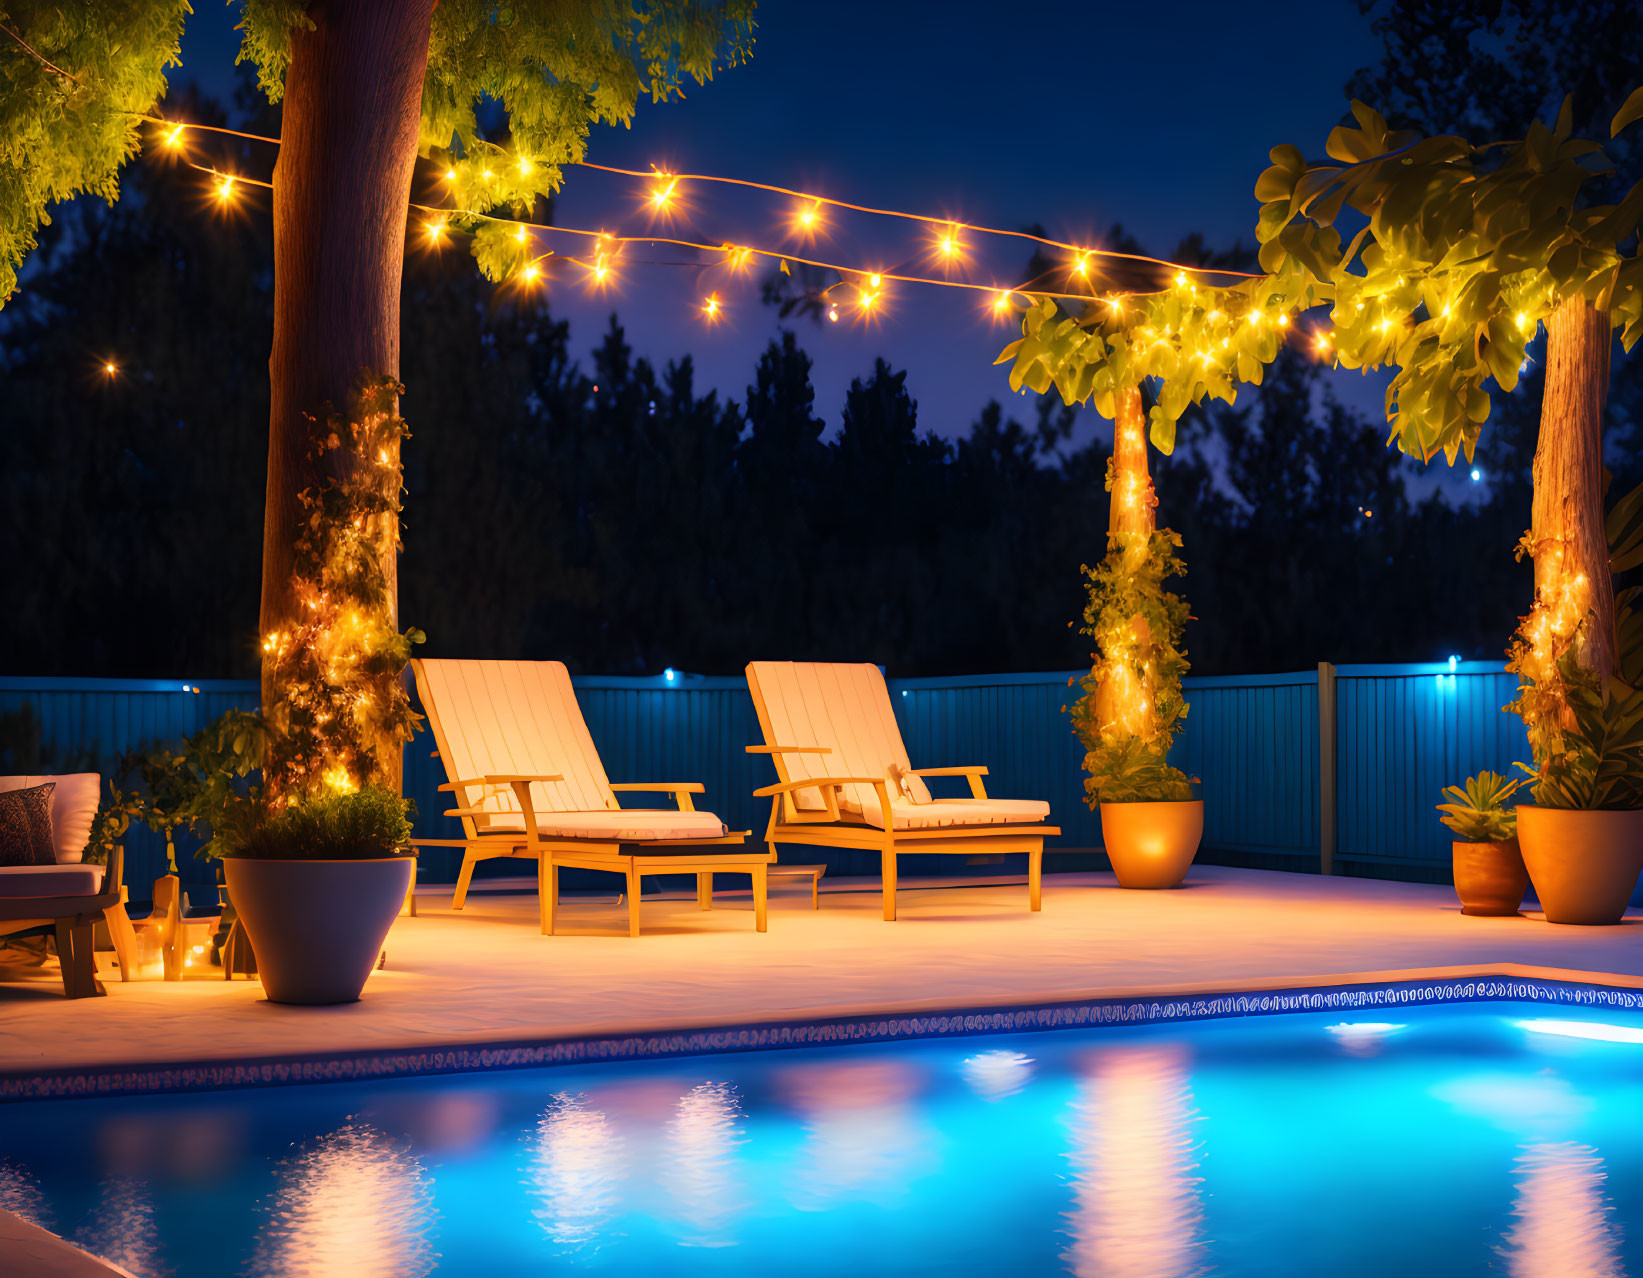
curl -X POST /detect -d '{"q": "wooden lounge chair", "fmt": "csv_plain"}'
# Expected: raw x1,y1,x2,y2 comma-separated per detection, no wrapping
413,659,770,936
745,661,1060,920
0,773,128,997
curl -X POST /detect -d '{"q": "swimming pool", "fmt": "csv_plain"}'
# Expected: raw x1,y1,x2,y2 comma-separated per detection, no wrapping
3,1003,1641,1276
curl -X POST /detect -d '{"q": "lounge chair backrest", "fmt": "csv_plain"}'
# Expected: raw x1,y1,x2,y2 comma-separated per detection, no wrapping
745,662,931,817
413,659,616,836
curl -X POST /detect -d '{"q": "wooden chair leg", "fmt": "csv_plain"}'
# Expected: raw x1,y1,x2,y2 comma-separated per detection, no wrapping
538,856,560,936
103,899,140,982
452,849,479,910
152,876,182,982
1029,846,1043,912
753,863,768,933
54,919,102,999
697,872,713,910
812,870,820,910
625,864,642,937
882,849,898,922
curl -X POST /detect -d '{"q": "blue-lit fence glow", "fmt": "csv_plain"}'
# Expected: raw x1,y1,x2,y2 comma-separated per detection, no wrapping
0,663,1535,895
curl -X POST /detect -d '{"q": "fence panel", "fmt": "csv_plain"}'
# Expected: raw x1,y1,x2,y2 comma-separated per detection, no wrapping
1334,662,1529,868
0,661,1545,898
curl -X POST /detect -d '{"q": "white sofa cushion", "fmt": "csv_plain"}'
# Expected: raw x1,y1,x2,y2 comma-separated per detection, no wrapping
856,797,1052,831
0,774,100,863
0,863,105,898
484,809,729,842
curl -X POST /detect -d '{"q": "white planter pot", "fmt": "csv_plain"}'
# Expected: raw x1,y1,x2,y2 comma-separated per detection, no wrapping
222,856,413,1004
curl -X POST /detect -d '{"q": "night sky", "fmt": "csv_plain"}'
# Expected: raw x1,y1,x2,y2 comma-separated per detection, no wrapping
174,1,1445,480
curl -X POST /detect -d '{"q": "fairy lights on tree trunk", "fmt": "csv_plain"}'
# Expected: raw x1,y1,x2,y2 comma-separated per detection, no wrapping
261,379,424,800
1509,298,1616,748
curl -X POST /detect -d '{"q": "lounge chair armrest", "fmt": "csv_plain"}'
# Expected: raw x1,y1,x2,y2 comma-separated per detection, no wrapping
437,773,564,792
746,744,833,755
754,775,893,828
751,775,883,797
611,781,705,812
911,765,989,798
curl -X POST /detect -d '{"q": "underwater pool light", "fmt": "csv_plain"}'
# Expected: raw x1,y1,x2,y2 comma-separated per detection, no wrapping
1517,1019,1643,1045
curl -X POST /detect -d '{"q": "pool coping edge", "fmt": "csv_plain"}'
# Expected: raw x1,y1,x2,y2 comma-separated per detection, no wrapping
5,962,1642,1101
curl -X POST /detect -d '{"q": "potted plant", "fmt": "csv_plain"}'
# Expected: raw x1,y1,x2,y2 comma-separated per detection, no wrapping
1437,771,1528,916
1070,519,1202,890
1093,740,1203,889
1507,481,1643,925
218,785,414,1004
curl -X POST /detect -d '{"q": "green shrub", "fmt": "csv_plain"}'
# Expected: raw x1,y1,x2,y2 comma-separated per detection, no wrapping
229,786,413,861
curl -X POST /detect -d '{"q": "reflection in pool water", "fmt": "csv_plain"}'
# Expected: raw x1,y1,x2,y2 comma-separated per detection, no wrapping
1061,1046,1204,1278
4,1004,1643,1277
1505,1141,1621,1278
526,1092,624,1251
663,1081,747,1247
248,1123,437,1278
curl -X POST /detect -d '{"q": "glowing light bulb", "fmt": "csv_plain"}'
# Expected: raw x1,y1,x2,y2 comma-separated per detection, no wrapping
827,306,839,322
993,290,1012,314
514,224,527,241
215,173,236,202
482,168,493,180
426,220,445,242
1174,271,1188,288
859,288,878,311
593,256,608,283
1516,311,1531,332
103,362,117,375
523,263,541,282
1314,331,1332,353
1108,295,1123,315
165,124,185,148
444,168,456,180
869,273,883,288
1277,312,1289,327
518,156,533,176
650,177,677,208
703,293,720,318
1074,252,1090,276
1208,309,1222,322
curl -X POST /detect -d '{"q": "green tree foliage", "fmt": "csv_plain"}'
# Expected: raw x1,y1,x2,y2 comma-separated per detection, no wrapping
1,0,755,305
0,0,189,301
1255,97,1643,464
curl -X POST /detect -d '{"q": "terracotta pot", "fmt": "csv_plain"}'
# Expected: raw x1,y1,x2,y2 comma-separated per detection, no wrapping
222,856,412,1004
1099,800,1203,889
1516,805,1643,926
1451,838,1528,916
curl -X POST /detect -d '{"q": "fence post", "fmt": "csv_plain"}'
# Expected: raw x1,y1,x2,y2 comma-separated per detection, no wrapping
1318,661,1337,876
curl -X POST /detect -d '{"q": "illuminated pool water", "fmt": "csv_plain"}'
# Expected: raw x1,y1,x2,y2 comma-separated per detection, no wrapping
3,1003,1642,1276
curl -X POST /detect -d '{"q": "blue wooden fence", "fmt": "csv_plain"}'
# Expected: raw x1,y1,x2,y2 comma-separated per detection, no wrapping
0,662,1539,899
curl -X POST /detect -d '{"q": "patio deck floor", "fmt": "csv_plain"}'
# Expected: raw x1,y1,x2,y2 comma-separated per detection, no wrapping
3,865,1642,1085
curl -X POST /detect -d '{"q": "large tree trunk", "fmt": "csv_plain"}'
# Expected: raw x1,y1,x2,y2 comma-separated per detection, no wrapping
1108,385,1158,540
261,0,435,794
1527,299,1614,704
1095,385,1160,739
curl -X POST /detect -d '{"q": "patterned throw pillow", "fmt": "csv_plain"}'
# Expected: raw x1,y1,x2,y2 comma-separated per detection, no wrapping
0,782,57,867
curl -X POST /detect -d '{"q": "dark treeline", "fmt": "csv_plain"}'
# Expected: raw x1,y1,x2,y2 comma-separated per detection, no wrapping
6,1,1643,681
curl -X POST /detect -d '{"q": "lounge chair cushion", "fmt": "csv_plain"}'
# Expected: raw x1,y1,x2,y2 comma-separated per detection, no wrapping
485,809,729,842
855,797,1052,831
0,773,100,863
0,863,106,898
414,660,618,829
747,662,932,815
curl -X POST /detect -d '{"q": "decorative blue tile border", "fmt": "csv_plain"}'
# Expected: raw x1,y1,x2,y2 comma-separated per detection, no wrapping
5,974,1640,1102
